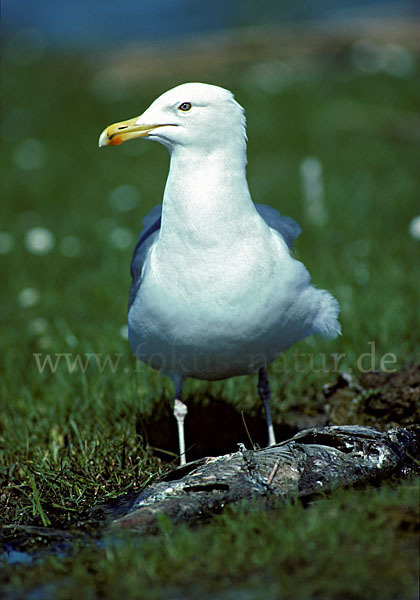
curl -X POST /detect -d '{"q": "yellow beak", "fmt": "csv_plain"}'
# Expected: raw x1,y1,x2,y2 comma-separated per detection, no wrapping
98,116,169,147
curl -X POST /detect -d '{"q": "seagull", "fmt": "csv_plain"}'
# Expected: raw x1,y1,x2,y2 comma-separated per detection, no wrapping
99,82,341,465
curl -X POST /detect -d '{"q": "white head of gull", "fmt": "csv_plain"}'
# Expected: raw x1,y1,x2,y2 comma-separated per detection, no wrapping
99,82,341,465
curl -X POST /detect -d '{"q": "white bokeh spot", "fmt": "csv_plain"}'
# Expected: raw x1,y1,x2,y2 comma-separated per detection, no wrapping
18,287,41,308
25,227,55,255
110,227,135,250
408,215,420,241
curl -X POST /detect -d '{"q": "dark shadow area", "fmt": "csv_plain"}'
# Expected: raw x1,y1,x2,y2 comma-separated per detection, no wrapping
136,396,300,462
137,365,420,463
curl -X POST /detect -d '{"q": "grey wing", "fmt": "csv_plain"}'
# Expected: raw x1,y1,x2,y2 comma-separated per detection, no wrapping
128,204,162,311
254,202,301,251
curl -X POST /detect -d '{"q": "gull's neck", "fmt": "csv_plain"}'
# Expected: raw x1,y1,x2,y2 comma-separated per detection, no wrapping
159,141,255,248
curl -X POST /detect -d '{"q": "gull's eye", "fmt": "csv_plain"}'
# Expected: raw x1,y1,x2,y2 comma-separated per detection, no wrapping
178,102,192,112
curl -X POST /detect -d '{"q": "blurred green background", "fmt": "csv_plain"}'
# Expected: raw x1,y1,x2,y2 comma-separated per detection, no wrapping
2,13,419,413
1,2,419,598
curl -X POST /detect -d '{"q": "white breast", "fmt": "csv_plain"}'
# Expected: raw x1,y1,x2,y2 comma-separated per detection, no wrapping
128,225,317,379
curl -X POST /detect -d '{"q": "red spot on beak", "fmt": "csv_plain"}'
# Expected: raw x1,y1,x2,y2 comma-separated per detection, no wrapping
109,136,123,146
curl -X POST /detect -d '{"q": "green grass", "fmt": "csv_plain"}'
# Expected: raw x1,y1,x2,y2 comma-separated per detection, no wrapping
2,482,419,600
1,40,419,599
